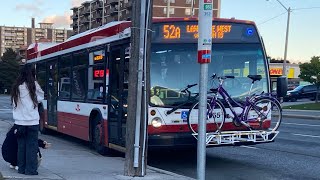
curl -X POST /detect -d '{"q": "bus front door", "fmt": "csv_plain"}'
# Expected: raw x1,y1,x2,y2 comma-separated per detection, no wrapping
108,44,129,148
47,59,58,129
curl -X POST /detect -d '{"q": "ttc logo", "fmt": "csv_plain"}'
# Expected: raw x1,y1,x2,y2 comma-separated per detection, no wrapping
75,104,81,112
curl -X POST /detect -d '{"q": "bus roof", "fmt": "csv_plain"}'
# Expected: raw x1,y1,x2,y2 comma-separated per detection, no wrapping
27,18,256,62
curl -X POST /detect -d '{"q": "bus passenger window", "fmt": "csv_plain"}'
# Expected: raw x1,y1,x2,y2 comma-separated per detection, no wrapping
72,52,88,101
59,55,72,100
36,62,47,98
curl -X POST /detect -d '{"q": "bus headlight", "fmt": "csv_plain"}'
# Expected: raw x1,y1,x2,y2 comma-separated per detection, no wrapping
151,117,162,128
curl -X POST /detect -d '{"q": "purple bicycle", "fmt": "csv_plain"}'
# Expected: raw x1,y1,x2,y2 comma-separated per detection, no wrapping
187,74,282,134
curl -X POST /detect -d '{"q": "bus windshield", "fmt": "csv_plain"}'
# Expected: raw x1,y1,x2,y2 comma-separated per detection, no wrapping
150,43,268,107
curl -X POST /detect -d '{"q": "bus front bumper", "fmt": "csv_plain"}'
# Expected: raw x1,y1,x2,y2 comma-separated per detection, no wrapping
148,133,197,148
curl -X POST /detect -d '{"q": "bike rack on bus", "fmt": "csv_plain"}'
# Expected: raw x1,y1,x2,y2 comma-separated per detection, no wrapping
192,130,279,146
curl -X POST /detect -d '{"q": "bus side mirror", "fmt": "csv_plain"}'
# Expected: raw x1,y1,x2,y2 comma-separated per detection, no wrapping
277,76,288,98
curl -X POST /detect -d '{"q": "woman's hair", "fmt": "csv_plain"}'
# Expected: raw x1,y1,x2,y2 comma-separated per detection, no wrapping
11,65,38,109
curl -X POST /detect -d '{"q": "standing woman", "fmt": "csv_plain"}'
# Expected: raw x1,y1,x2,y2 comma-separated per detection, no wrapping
11,65,44,175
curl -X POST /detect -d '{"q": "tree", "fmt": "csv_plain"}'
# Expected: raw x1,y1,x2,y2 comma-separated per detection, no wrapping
299,56,320,103
0,48,20,93
267,56,290,64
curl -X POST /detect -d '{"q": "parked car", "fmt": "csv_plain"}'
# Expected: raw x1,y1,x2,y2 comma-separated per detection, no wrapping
284,84,319,102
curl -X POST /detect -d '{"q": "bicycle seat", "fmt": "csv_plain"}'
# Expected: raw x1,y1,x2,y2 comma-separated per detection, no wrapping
247,75,262,82
210,88,218,93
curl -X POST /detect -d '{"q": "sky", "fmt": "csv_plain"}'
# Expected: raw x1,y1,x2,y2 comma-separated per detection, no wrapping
0,0,319,62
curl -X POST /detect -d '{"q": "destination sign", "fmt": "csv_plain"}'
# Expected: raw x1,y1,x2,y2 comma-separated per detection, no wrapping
152,21,260,43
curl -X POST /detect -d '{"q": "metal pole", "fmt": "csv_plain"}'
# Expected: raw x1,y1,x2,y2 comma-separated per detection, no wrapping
78,9,80,34
89,3,92,29
283,7,290,76
166,0,170,17
190,0,194,17
141,0,151,174
197,0,213,179
102,0,105,24
133,0,146,168
118,0,121,21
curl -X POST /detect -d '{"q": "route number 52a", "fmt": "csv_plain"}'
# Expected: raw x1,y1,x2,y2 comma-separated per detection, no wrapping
163,25,181,39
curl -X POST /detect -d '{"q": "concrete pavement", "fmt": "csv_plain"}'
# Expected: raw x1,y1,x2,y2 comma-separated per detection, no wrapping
0,119,194,180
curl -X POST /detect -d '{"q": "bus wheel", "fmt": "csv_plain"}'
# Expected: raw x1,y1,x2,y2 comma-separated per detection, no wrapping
92,117,108,155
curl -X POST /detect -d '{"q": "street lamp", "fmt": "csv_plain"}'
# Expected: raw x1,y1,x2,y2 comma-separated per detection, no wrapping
267,0,291,76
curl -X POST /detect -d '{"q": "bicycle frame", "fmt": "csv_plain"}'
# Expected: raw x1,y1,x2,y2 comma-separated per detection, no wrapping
209,79,258,124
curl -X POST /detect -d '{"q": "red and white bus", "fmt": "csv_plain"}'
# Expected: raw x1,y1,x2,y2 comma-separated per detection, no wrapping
26,18,271,153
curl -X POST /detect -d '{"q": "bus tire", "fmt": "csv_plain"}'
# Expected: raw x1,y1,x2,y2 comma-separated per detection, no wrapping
91,116,108,155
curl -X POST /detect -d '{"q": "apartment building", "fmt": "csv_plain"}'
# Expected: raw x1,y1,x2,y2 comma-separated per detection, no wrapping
0,19,73,57
153,0,220,18
71,0,220,34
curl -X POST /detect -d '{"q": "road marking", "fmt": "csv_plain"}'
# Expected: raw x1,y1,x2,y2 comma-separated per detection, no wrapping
240,145,258,149
292,133,320,138
282,122,320,127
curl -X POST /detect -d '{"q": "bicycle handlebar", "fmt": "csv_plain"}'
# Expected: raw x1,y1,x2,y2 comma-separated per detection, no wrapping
211,73,235,80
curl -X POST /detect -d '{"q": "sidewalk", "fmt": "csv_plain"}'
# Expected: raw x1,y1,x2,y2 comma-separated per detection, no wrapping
282,109,320,120
0,120,194,180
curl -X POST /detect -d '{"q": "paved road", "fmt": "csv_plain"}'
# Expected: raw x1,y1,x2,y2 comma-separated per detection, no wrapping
0,95,12,121
148,117,320,180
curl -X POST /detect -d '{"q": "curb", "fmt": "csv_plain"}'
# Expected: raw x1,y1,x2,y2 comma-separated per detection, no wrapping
282,114,320,120
283,109,320,113
147,166,195,180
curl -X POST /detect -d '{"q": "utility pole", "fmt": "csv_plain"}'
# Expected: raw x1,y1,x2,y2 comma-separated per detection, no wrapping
267,0,290,76
166,0,170,17
124,0,152,176
197,0,213,179
283,7,291,76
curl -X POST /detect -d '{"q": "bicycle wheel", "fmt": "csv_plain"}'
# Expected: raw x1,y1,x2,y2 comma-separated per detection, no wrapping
187,99,226,134
245,97,282,131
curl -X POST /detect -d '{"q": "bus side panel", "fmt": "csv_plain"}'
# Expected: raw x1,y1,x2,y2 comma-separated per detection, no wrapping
55,101,109,142
57,112,89,141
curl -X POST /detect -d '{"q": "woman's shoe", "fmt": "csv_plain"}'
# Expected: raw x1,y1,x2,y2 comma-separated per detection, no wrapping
9,164,18,170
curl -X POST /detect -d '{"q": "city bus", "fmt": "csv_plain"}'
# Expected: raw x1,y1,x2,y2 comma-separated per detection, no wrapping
26,18,271,153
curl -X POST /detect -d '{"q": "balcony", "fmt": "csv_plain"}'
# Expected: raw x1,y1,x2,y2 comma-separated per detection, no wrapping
121,13,131,21
106,16,116,23
82,9,90,16
95,3,104,10
108,0,119,5
71,14,78,20
109,7,118,16
71,22,78,28
124,1,132,9
94,11,103,19
81,18,90,24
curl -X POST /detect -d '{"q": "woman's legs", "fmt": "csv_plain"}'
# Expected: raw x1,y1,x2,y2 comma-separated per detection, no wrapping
17,125,39,175
17,133,26,174
25,125,39,175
